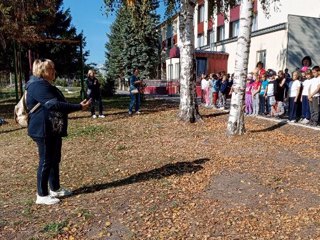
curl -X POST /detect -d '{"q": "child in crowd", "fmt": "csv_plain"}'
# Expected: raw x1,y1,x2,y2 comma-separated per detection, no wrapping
308,66,320,126
271,101,285,118
300,69,312,124
245,74,253,115
264,70,277,115
259,73,268,115
201,74,207,104
288,71,301,122
210,74,219,108
276,70,286,115
251,73,261,116
218,75,228,110
202,75,210,107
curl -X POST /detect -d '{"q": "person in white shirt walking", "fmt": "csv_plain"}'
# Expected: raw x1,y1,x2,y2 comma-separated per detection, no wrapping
308,66,320,126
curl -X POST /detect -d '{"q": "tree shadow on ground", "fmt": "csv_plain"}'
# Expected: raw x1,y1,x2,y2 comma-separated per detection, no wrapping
250,121,287,133
70,158,210,197
0,127,23,135
202,111,229,119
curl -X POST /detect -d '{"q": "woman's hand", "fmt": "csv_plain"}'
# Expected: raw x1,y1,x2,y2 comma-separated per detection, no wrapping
80,99,92,111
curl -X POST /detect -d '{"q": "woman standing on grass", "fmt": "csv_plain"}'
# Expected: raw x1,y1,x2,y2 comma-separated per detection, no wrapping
128,68,142,115
26,59,91,205
86,70,105,118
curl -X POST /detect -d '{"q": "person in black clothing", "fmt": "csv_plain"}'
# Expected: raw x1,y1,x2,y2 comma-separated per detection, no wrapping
26,59,91,205
86,70,105,118
275,70,286,117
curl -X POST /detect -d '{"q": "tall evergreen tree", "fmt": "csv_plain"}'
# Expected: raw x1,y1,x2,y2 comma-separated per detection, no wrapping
105,1,160,80
31,0,88,79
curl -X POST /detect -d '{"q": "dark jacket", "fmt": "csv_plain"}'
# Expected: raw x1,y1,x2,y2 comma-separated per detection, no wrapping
129,75,140,91
26,76,82,138
86,77,101,98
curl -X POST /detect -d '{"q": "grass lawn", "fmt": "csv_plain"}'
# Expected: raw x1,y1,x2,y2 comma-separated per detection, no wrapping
0,95,320,239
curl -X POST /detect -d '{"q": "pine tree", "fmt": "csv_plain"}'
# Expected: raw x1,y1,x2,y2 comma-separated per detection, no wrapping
105,1,160,80
31,0,88,79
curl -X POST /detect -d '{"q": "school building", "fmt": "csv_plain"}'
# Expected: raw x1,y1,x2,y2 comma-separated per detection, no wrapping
160,0,320,81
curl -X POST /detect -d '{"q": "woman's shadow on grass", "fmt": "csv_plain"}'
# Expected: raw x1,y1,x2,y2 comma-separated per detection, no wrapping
70,158,210,197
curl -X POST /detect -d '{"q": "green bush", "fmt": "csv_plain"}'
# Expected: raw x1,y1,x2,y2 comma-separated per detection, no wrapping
54,78,67,87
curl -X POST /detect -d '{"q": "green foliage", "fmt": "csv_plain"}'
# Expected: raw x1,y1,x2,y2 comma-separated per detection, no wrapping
54,78,68,87
42,221,68,235
101,75,115,97
105,1,160,81
67,125,106,139
0,0,56,43
0,0,88,81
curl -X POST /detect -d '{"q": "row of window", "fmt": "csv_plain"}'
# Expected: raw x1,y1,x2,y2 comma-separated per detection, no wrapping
167,50,266,79
197,15,258,48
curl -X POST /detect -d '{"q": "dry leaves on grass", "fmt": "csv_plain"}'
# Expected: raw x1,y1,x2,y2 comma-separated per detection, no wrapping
1,98,320,239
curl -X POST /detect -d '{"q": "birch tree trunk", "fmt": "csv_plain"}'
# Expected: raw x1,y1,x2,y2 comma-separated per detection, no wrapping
178,0,201,123
226,0,253,135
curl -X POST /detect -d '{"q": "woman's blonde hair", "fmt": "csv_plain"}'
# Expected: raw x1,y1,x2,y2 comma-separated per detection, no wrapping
32,59,55,79
87,69,95,77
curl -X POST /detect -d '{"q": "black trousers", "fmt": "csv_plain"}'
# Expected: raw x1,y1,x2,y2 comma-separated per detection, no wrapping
32,136,62,196
90,95,103,115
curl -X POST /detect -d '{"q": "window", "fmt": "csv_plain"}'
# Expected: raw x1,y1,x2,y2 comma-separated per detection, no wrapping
252,14,258,32
161,28,166,41
217,25,225,41
197,34,204,48
168,64,173,80
198,5,205,23
207,30,215,47
256,50,266,68
173,20,178,34
167,37,172,50
174,63,180,79
229,20,240,38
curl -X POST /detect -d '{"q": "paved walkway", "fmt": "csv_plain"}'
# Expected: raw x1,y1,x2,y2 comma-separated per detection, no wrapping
115,90,320,131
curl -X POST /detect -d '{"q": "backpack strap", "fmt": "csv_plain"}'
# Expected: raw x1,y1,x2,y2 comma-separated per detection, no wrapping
25,91,41,114
29,102,41,113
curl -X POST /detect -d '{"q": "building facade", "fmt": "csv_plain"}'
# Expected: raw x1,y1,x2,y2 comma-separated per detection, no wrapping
160,0,320,80
195,0,320,73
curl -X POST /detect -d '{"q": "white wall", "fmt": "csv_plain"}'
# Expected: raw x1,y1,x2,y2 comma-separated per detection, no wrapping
216,29,288,73
257,0,320,29
166,58,180,81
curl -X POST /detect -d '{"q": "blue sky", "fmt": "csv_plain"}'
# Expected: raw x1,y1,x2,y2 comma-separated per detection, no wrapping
63,0,166,66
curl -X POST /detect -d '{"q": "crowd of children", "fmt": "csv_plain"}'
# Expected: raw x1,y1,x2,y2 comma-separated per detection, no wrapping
201,72,233,110
201,59,320,127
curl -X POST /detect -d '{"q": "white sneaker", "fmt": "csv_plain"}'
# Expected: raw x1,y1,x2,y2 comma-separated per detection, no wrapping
92,115,97,119
36,194,60,205
302,119,309,124
98,115,105,118
289,120,296,123
50,188,72,197
136,111,141,114
128,111,132,115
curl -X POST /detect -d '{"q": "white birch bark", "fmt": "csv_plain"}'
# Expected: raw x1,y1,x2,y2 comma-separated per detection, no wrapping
178,0,201,122
226,0,253,135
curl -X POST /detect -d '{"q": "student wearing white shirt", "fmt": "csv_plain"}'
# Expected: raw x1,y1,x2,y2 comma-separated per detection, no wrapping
288,71,301,122
200,74,207,104
308,66,320,126
300,70,312,124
